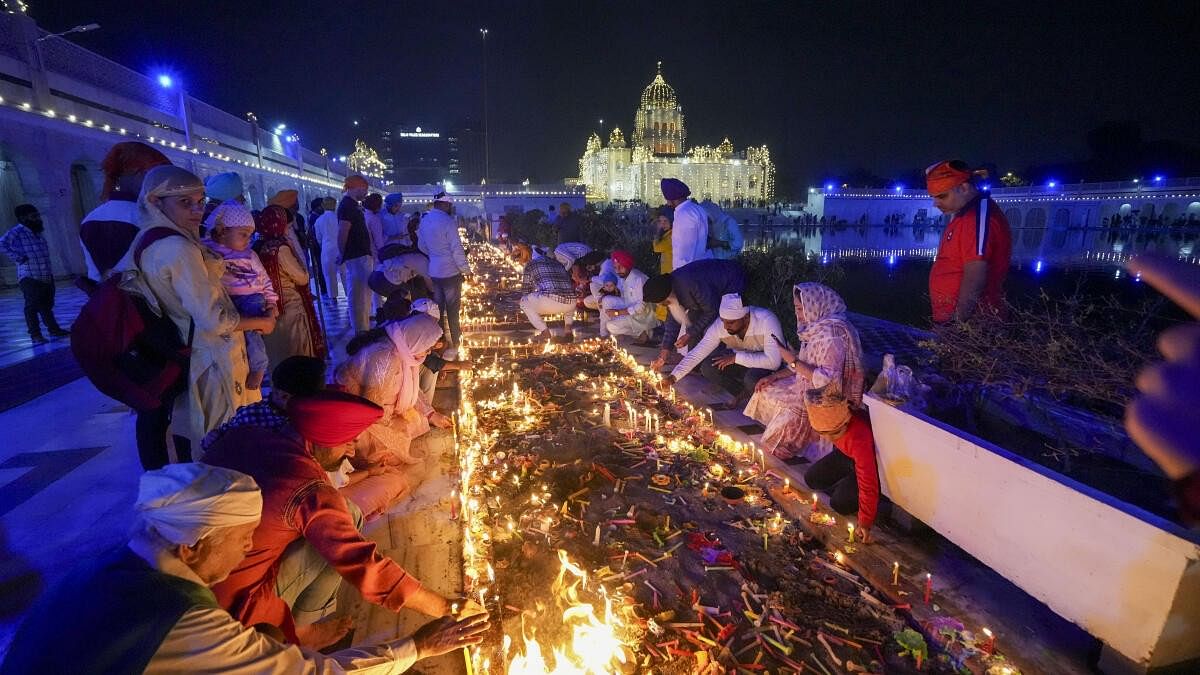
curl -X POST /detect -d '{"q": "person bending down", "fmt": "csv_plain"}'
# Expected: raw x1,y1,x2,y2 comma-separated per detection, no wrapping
513,243,577,342
802,386,881,540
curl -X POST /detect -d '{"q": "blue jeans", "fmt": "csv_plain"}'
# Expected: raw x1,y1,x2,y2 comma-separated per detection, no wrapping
231,293,269,375
431,274,463,348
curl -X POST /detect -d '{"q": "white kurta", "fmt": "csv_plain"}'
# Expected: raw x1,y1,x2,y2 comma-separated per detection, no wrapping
128,538,417,674
670,199,712,269
603,268,660,337
133,230,259,448
670,306,784,380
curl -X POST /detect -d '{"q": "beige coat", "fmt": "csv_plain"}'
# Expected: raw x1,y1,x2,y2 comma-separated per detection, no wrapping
262,245,318,365
125,222,257,449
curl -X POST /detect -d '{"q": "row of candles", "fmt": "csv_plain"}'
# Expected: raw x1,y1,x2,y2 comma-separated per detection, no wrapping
452,241,1002,672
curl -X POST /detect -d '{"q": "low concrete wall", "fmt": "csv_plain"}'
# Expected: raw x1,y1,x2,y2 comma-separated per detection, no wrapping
865,395,1200,671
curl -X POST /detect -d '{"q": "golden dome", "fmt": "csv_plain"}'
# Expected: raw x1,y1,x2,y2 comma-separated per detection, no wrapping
608,127,626,148
640,62,677,110
585,132,602,154
717,137,734,155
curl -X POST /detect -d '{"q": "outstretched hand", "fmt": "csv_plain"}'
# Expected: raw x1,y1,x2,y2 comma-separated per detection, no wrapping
412,614,489,659
1125,256,1200,480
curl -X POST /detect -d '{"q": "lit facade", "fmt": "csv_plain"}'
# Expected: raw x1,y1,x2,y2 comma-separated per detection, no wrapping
578,63,775,204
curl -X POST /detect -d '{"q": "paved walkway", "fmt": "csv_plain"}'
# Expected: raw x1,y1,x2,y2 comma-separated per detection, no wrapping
0,276,1093,672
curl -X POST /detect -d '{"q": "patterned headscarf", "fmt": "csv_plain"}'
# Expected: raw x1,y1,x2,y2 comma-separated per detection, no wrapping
793,283,865,404
256,205,327,358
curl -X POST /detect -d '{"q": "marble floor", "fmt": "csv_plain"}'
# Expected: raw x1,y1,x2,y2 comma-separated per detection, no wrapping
0,281,1094,673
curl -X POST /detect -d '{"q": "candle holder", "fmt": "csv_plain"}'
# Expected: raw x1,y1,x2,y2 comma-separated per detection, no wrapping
720,486,745,505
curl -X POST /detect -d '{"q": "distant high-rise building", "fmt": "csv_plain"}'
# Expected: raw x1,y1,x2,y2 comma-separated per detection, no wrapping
386,125,448,185
448,121,486,184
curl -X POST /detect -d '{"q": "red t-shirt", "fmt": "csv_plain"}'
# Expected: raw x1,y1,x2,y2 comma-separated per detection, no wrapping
929,195,1012,322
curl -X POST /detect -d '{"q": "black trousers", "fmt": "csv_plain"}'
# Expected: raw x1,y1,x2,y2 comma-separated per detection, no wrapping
134,401,191,470
804,450,859,516
18,277,62,337
697,346,774,397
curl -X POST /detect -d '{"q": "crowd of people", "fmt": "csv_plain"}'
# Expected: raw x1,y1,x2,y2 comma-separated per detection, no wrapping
3,142,1199,671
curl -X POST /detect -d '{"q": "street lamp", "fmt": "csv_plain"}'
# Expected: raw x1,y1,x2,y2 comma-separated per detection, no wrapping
480,27,490,183
156,70,192,148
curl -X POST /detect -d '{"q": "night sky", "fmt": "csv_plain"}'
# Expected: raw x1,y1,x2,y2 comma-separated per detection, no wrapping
33,1,1200,196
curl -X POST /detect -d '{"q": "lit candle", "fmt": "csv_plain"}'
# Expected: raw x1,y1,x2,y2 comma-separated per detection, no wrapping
593,525,601,546
450,489,459,521
812,493,820,512
784,477,791,493
847,523,855,543
924,573,933,604
892,561,900,585
703,481,710,496
602,403,611,427
981,628,995,654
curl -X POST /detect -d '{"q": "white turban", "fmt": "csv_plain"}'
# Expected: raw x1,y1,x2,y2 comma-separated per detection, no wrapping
411,297,441,320
136,463,262,546
719,293,748,320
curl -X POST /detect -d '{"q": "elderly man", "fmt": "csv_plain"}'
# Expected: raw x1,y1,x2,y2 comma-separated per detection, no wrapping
514,242,577,342
600,250,659,342
418,191,471,359
643,258,747,372
925,160,1012,323
0,463,486,673
203,390,458,648
660,293,782,400
338,176,376,332
661,178,711,269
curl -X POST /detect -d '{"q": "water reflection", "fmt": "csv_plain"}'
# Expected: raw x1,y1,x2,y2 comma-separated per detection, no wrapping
745,224,1200,270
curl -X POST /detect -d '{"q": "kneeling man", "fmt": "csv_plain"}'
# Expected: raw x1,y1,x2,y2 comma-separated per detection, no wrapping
514,243,577,341
660,293,782,401
600,250,660,341
0,463,486,673
204,390,457,647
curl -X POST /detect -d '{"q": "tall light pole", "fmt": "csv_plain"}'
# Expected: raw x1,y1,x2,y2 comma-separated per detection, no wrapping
480,27,490,184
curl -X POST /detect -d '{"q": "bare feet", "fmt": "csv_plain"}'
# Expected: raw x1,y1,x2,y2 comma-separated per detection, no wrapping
295,615,354,650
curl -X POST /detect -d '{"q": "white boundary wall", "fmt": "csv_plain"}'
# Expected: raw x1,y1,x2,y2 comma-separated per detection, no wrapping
865,395,1200,671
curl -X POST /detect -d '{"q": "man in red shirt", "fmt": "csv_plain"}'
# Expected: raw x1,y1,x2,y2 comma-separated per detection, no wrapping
802,387,881,540
204,390,457,648
925,160,1012,322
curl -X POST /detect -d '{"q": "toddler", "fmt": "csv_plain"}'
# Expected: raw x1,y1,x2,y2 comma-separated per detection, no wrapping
205,201,279,390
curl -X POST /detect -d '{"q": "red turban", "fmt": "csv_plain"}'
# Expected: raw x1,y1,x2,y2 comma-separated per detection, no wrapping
611,249,634,270
344,175,369,191
925,160,986,195
101,142,171,198
288,391,383,446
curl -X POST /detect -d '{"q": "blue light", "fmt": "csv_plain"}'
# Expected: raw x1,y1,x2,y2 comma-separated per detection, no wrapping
980,183,991,191
824,183,834,191
1153,175,1164,183
894,185,903,193
156,74,173,88
887,255,896,266
1034,259,1044,274
1047,180,1057,188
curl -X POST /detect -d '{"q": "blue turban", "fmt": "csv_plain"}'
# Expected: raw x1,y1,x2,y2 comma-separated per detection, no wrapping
205,172,244,202
385,193,404,207
660,178,690,201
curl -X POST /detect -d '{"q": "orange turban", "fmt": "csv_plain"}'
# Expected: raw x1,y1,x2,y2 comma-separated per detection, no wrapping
288,390,383,446
101,142,171,198
343,175,369,191
925,160,987,195
268,189,298,209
